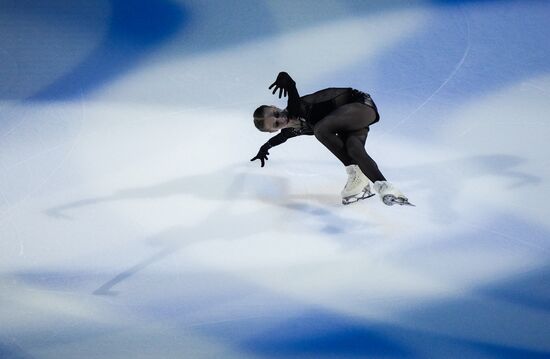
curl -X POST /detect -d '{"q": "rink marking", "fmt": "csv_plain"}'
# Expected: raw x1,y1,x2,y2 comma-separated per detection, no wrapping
382,5,472,136
0,90,87,225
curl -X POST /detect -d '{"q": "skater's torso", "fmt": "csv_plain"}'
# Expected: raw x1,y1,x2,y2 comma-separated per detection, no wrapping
293,88,376,126
289,87,378,126
281,88,378,138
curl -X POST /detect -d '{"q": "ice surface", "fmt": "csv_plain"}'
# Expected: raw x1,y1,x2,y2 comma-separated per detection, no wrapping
1,1,549,358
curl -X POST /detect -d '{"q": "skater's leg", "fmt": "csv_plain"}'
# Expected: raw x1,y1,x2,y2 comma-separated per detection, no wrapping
314,106,358,164
344,131,386,182
314,103,384,181
315,133,355,166
306,104,355,165
344,133,412,205
315,103,412,206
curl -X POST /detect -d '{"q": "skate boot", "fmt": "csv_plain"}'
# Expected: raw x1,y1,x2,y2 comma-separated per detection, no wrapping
341,165,375,205
373,181,415,206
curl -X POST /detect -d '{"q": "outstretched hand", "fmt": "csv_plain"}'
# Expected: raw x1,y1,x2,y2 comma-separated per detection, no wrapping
250,147,269,167
269,72,295,99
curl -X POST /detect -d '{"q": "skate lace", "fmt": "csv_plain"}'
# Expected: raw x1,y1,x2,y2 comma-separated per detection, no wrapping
345,172,361,190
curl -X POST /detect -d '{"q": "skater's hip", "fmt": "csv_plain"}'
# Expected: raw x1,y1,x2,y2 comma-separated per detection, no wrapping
304,88,380,126
349,89,379,125
313,101,378,131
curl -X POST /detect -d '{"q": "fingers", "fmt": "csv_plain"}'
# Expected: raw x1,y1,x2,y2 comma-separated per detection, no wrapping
250,155,269,167
272,86,278,95
284,89,287,97
269,82,275,90
251,157,265,167
278,88,283,98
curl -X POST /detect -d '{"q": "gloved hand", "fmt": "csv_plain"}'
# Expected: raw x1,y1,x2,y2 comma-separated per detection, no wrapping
269,72,296,98
250,145,270,167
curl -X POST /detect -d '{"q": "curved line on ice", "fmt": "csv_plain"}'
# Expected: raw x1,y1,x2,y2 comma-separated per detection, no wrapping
382,5,471,136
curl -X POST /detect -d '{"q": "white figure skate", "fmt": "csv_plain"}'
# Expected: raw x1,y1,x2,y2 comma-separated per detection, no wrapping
373,181,415,206
341,165,375,205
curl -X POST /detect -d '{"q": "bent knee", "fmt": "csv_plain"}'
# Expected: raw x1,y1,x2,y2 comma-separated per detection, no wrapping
313,123,329,140
314,115,339,137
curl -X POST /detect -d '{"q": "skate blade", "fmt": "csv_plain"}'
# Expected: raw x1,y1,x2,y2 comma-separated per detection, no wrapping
383,195,415,207
399,200,415,207
342,192,375,205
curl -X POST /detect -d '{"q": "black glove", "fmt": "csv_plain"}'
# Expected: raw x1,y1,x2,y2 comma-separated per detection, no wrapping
250,144,270,167
269,72,296,99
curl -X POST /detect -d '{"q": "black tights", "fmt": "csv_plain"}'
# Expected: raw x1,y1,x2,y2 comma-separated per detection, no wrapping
314,103,386,182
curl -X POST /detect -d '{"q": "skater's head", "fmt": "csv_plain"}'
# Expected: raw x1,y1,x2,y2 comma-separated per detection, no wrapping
253,105,289,133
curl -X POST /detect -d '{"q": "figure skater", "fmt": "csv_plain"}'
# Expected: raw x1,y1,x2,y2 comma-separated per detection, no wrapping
251,72,412,206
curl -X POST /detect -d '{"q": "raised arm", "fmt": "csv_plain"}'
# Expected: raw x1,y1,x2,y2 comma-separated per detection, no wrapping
250,129,301,167
269,72,300,117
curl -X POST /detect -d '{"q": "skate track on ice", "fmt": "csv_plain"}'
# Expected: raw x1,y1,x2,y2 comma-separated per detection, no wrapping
1,1,549,358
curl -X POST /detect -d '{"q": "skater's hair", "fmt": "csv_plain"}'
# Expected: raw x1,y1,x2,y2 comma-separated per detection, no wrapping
253,105,270,132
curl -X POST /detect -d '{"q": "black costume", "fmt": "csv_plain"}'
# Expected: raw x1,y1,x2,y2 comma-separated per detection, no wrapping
263,87,379,148
252,72,386,183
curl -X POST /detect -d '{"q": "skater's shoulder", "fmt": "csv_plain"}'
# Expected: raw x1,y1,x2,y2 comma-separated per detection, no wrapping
304,87,352,95
301,87,354,102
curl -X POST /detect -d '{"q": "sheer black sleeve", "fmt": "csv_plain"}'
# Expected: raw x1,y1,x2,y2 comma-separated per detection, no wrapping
269,72,301,118
251,127,309,167
265,128,301,149
285,77,301,118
